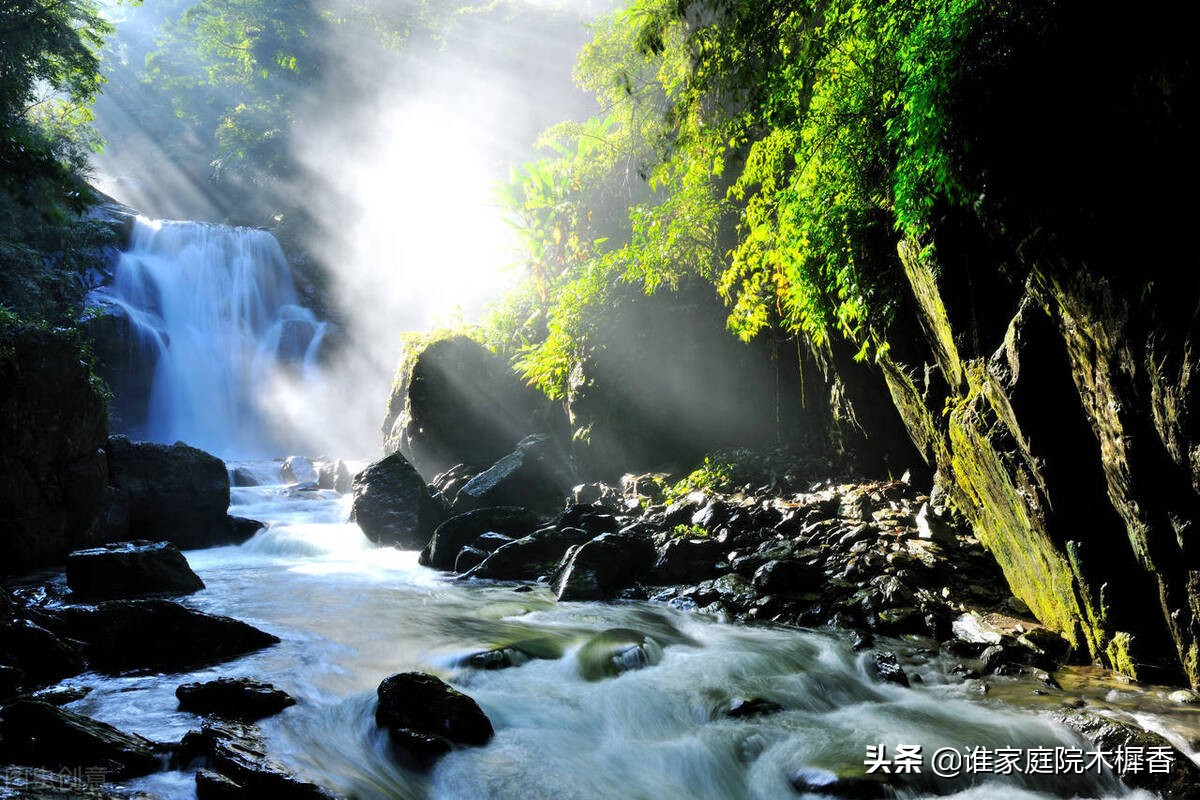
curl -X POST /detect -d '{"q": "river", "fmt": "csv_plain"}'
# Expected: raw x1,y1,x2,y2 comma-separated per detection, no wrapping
28,462,1185,799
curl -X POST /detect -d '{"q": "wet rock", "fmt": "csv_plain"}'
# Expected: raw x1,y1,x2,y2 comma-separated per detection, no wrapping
0,700,161,779
654,537,726,583
454,546,489,574
66,540,205,599
106,436,234,550
56,600,279,673
374,672,493,769
177,678,296,721
314,459,353,493
978,645,1015,675
30,685,92,706
231,468,259,487
788,766,892,799
419,506,543,570
1016,627,1071,667
280,456,318,485
0,619,84,688
872,652,910,687
553,533,656,601
1053,708,1200,799
1168,689,1200,705
351,452,445,550
0,765,152,799
227,517,265,544
475,531,515,552
752,559,821,596
0,666,22,699
453,434,574,516
181,721,334,799
725,697,784,718
576,628,663,681
459,647,531,671
662,494,706,528
465,527,593,581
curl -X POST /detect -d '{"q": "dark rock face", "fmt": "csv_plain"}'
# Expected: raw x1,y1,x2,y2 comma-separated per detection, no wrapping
177,678,296,721
0,618,84,689
181,721,335,799
0,700,161,779
105,436,233,550
382,335,551,479
66,540,205,599
454,435,574,516
419,506,543,570
315,459,353,493
876,243,1200,685
374,672,493,769
56,599,279,673
351,452,445,550
872,651,910,687
80,296,157,439
0,323,109,575
553,533,656,601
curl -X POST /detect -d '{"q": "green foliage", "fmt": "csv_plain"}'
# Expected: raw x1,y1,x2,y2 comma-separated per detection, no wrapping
671,523,709,539
663,453,735,502
494,0,1047,388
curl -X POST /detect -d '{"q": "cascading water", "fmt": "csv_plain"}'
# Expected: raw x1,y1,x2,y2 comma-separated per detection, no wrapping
94,217,326,456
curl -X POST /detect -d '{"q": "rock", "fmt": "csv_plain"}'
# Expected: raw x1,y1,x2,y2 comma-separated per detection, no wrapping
725,697,784,718
382,335,551,478
30,685,93,706
453,435,573,516
176,678,296,721
419,506,543,570
978,644,1014,675
56,600,279,673
464,527,594,581
752,559,821,595
788,766,892,799
0,700,161,779
231,468,260,487
0,323,109,574
553,533,656,601
280,456,317,485
459,647,531,671
227,517,265,544
1168,689,1200,705
374,672,493,769
181,721,335,799
0,765,152,798
575,628,663,681
872,652,910,687
314,459,353,493
105,436,235,550
454,546,489,574
1053,708,1200,799
351,452,445,550
0,619,84,688
66,540,205,599
950,612,1008,646
654,537,725,583
0,666,23,699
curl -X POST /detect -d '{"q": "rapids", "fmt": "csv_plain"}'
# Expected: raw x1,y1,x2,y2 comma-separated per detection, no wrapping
40,465,1190,800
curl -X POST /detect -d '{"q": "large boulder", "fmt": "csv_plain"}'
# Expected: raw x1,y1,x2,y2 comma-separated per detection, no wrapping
453,435,574,516
382,335,551,478
351,452,445,549
66,540,205,599
419,506,543,570
176,677,295,722
0,323,109,574
374,672,493,769
0,700,162,779
55,599,279,673
464,526,594,582
105,435,236,549
553,532,656,601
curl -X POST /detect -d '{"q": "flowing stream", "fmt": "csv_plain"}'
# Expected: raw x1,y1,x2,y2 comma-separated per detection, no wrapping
40,467,1185,800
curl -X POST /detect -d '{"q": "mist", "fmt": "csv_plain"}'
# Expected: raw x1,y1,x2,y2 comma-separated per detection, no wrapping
91,1,609,458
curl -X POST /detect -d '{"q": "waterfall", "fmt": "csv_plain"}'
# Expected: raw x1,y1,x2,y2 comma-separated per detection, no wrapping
94,217,326,457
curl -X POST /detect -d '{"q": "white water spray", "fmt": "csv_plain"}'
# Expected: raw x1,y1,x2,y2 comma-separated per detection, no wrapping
99,218,325,457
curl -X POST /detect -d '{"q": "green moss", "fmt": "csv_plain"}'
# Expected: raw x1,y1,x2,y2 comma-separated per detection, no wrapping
1104,632,1139,680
